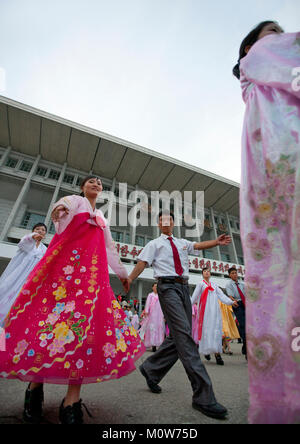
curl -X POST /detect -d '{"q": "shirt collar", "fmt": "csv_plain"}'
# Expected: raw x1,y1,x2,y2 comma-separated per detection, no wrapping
161,233,174,240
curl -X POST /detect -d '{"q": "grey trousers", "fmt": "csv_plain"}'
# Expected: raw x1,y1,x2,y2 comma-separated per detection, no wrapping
142,281,217,406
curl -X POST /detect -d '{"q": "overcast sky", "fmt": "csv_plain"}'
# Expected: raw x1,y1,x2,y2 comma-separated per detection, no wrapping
0,0,299,183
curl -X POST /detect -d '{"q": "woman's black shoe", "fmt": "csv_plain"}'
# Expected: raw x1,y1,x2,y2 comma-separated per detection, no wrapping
23,384,44,423
59,399,92,424
215,354,225,365
204,355,211,361
152,346,157,352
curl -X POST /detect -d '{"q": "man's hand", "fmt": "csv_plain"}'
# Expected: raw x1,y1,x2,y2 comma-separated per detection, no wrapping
51,205,69,222
232,301,239,308
217,234,231,246
120,278,131,293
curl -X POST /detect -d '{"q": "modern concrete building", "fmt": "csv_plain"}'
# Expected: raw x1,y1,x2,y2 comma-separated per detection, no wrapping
0,95,244,312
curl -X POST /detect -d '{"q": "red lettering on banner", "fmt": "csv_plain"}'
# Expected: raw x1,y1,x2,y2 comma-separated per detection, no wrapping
130,247,139,258
205,261,211,270
212,261,218,272
193,258,199,268
199,259,205,269
120,245,129,257
218,263,224,273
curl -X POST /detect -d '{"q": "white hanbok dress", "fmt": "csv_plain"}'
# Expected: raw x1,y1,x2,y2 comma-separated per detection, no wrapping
0,233,47,326
191,280,234,355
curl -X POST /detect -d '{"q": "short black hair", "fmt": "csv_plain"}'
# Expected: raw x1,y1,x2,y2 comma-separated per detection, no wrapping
158,211,175,222
228,267,237,276
32,223,47,233
202,267,210,274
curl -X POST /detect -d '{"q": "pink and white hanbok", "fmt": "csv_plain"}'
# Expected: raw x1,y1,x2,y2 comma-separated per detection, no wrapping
0,195,145,384
239,32,300,423
143,292,165,348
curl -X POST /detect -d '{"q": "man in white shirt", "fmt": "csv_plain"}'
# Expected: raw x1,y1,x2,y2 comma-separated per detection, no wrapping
225,268,247,359
128,211,232,420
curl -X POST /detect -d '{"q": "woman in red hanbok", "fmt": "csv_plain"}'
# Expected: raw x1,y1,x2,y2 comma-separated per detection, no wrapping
0,176,145,423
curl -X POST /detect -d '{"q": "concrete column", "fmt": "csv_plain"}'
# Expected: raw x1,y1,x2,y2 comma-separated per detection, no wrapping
210,207,221,261
130,184,138,245
44,162,67,228
225,212,239,264
107,177,116,226
0,146,11,168
0,154,41,241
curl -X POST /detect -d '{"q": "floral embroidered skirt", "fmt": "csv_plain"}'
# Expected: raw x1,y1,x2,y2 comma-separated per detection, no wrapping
0,213,145,384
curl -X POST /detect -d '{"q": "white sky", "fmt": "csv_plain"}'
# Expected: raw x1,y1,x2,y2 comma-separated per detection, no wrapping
0,0,299,183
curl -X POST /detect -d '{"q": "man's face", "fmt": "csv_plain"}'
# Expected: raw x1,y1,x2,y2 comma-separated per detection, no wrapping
158,215,174,234
203,269,211,281
229,270,238,282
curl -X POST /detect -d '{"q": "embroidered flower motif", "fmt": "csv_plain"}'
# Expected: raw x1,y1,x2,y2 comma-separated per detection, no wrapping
76,290,83,297
46,312,60,325
40,340,48,348
53,322,69,340
103,342,117,358
47,338,65,357
63,265,74,275
107,308,112,314
80,266,86,273
52,283,58,289
22,289,30,295
53,302,66,315
13,355,20,364
129,326,137,338
66,276,72,281
47,333,54,340
70,257,75,261
39,333,48,341
76,359,84,369
38,321,45,327
64,330,75,344
64,361,70,369
106,358,112,364
113,310,121,320
74,312,81,319
112,300,121,309
28,349,35,357
53,286,67,301
14,340,29,356
64,301,75,313
75,255,80,260
74,279,81,285
87,348,92,355
85,300,92,305
72,250,78,254
42,298,47,304
116,338,127,352
106,330,113,336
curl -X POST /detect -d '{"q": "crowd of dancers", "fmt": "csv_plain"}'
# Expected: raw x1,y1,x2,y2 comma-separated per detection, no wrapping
0,20,299,424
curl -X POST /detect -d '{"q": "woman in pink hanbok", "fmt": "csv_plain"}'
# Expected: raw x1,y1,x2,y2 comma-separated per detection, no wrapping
0,176,145,424
234,21,300,424
143,283,165,352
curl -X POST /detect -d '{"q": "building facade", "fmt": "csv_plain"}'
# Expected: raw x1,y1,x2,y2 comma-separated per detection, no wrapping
0,95,244,312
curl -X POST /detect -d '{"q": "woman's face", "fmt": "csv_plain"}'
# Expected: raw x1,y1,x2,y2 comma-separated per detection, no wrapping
33,226,46,238
258,22,284,40
81,178,103,198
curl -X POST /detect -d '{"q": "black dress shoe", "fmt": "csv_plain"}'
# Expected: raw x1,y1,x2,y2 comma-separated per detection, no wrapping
59,398,92,424
192,402,228,420
215,354,224,366
139,365,162,393
23,383,44,424
204,355,211,361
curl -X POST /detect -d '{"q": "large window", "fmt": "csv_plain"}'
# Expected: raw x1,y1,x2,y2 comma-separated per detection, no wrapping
63,174,75,185
111,231,123,243
49,169,60,180
36,166,48,177
20,212,46,230
5,157,18,168
19,160,33,172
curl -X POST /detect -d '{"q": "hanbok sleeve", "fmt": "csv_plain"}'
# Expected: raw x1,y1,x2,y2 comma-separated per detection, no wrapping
101,214,128,279
51,195,81,235
191,284,203,305
240,32,300,98
215,285,234,306
144,294,152,314
17,233,36,253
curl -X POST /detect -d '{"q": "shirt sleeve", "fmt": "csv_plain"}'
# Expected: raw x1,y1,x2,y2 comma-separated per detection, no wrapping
225,282,234,298
18,233,36,253
240,32,300,98
51,195,80,235
185,240,200,256
137,241,156,267
100,211,128,279
215,285,234,305
191,284,202,305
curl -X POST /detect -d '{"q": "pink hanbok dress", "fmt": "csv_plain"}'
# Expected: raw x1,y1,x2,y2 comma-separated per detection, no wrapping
0,195,145,384
239,32,300,423
143,292,165,348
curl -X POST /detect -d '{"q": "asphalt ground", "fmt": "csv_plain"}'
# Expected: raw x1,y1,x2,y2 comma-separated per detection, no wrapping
0,341,248,425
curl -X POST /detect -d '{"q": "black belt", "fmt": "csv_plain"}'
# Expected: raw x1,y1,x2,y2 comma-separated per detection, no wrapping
157,277,189,285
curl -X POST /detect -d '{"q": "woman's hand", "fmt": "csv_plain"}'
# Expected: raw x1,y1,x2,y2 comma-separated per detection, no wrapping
120,278,131,293
32,233,45,242
51,205,69,222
